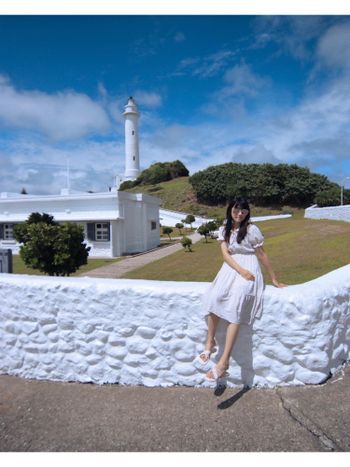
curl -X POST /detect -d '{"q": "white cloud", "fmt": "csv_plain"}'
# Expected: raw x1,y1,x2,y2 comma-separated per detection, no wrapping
231,145,280,164
2,61,350,196
316,21,350,70
175,49,237,78
134,91,163,108
220,63,268,98
200,63,268,118
0,75,111,140
253,16,328,61
0,138,125,195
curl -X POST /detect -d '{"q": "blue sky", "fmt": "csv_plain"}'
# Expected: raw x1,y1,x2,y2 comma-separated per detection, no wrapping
1,14,350,194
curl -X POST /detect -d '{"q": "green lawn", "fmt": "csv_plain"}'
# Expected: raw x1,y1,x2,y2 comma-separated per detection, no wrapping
12,256,124,276
11,215,350,284
122,216,350,285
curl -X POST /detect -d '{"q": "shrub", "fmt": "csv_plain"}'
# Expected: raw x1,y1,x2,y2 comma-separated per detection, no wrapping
189,162,337,207
134,160,189,186
175,223,184,235
119,180,137,191
197,224,211,243
181,236,192,252
162,226,173,240
182,214,195,229
13,212,90,276
315,186,341,207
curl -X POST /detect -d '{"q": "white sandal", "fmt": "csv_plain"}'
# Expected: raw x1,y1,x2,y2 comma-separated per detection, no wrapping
196,350,212,365
195,344,217,365
205,365,229,382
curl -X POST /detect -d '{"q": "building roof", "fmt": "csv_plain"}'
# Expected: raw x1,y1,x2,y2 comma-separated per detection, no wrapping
0,189,161,223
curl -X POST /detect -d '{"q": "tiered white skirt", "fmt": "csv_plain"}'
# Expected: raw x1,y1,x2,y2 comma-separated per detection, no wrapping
202,253,264,325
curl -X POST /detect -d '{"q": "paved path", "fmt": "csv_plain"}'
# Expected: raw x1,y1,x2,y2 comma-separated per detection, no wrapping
0,364,349,451
81,232,202,279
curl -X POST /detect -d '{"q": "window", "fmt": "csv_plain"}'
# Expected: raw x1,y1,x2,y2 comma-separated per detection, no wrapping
151,221,157,230
4,224,14,240
95,223,109,241
132,130,135,135
133,156,136,161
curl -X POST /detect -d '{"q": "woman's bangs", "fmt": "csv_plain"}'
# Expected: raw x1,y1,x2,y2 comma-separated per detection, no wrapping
233,201,249,211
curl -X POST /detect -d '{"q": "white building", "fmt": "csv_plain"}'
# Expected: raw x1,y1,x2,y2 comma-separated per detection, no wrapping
0,97,161,258
0,190,161,258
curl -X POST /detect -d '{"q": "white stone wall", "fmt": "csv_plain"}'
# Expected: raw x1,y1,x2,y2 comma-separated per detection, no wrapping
305,204,350,222
0,267,349,388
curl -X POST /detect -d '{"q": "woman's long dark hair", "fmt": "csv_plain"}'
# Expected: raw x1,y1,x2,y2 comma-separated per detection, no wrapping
224,197,251,244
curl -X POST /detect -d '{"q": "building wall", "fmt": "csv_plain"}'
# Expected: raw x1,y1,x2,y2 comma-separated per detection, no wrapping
0,191,161,258
0,238,20,255
122,198,160,254
305,204,350,222
0,265,349,388
146,203,161,250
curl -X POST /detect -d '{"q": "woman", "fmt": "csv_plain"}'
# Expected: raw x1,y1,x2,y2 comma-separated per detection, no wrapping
197,197,285,382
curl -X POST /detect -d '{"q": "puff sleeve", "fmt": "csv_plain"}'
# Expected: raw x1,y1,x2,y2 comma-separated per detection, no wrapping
248,224,264,249
217,225,225,241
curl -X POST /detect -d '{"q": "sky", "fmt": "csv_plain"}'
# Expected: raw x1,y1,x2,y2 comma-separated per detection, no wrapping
1,11,350,194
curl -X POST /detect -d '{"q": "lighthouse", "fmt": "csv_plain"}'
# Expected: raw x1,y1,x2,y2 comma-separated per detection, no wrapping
123,96,141,181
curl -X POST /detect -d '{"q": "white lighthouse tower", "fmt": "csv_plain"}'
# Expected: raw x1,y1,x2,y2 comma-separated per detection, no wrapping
123,96,141,181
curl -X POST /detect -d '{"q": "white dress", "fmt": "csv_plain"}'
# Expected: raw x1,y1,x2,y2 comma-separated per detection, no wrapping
202,224,265,325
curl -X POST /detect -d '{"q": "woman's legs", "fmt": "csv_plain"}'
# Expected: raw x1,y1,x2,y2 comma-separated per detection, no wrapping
198,313,220,363
205,312,220,350
206,322,240,378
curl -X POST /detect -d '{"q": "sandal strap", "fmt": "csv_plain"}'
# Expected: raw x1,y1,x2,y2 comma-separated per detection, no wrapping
207,365,229,381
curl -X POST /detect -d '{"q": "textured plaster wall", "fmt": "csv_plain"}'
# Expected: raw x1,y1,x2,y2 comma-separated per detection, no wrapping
0,267,349,388
305,204,350,222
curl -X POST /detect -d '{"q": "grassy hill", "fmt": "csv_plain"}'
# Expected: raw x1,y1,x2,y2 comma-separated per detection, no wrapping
122,216,350,285
122,176,299,219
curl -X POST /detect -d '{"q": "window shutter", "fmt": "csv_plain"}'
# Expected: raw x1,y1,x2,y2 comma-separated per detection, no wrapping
107,223,110,241
87,223,95,241
0,224,4,240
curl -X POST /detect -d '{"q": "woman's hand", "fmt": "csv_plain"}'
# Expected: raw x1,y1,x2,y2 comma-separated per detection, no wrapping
240,268,255,281
272,278,287,288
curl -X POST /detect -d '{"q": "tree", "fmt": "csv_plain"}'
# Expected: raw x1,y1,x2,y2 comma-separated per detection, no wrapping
13,212,91,276
315,185,350,207
162,226,173,241
124,160,190,187
206,220,218,232
182,214,195,229
189,162,338,207
175,222,184,235
315,186,341,207
197,221,218,243
197,223,211,243
119,180,137,191
181,236,192,252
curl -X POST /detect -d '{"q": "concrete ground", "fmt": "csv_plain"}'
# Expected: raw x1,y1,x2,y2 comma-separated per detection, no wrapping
81,232,202,278
0,363,349,452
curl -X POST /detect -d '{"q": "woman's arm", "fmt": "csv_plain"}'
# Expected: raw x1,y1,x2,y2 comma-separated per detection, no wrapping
220,241,255,281
255,245,286,288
